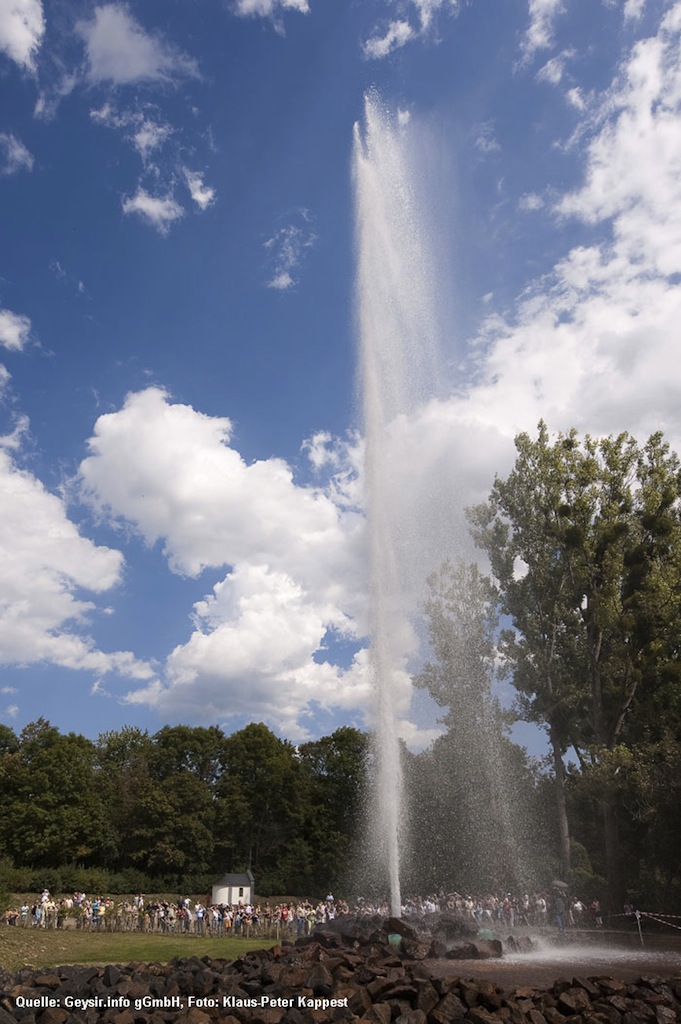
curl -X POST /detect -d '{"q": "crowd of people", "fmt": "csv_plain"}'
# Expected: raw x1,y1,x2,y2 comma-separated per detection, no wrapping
399,891,604,931
3,887,605,935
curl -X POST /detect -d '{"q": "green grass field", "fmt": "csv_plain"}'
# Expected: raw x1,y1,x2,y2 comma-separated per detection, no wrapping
0,927,277,972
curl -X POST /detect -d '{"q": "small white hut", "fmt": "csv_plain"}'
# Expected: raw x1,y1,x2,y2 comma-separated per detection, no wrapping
211,869,254,906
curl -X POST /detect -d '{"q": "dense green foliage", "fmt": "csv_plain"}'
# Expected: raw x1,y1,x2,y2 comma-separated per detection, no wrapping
466,423,681,909
0,720,368,897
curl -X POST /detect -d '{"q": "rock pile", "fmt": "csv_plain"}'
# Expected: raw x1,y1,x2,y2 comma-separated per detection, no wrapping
1,927,679,1024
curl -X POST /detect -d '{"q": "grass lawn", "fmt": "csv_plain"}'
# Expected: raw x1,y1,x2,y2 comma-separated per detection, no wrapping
0,928,277,972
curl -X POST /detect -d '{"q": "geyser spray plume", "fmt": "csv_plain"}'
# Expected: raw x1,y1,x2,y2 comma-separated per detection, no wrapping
353,92,441,916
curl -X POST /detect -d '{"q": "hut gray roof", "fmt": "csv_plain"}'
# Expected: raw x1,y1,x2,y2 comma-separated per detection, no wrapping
213,870,254,886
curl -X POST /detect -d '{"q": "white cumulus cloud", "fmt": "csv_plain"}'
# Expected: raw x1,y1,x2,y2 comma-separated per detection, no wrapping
0,447,153,680
0,308,31,350
430,0,681,491
76,387,379,739
0,0,44,72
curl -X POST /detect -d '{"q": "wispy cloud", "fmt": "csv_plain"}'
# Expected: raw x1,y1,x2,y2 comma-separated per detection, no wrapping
0,132,34,176
91,103,216,229
183,168,216,211
0,414,30,451
520,0,565,63
363,0,462,59
537,48,576,84
624,0,647,21
264,210,316,290
518,192,545,211
364,20,416,59
121,188,184,234
474,121,500,155
77,3,199,86
234,0,310,14
49,260,87,297
90,103,174,165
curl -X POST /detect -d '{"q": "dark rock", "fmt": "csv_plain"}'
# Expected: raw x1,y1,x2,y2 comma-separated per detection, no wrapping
414,981,439,1016
393,1012,426,1024
367,1005,391,1024
527,1010,548,1024
573,978,601,999
428,990,468,1024
599,980,629,996
542,1007,566,1024
466,1007,499,1024
34,1011,68,1024
653,1009,677,1024
459,981,481,1009
476,980,504,1011
386,919,417,943
379,983,419,1004
281,1010,308,1024
471,940,503,960
0,918,679,1024
556,986,593,1015
591,1003,623,1024
445,942,477,960
305,966,333,998
309,930,342,951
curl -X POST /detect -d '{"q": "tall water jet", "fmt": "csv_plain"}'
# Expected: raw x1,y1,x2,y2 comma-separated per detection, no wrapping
353,92,442,916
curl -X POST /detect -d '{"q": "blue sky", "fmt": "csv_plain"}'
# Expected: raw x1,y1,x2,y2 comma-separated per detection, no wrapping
1,0,680,750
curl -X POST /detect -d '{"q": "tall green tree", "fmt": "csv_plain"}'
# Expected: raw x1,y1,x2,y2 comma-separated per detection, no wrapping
298,726,369,890
468,423,681,899
214,723,304,883
415,559,500,733
95,727,156,872
1,719,109,867
412,559,542,891
96,725,218,877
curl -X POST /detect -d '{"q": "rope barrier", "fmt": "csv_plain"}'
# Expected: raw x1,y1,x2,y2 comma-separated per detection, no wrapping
639,912,681,932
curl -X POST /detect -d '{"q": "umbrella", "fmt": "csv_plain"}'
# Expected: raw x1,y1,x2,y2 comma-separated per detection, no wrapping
552,880,569,890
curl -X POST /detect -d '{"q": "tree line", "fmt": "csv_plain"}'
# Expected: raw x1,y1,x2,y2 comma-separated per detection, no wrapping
0,720,369,897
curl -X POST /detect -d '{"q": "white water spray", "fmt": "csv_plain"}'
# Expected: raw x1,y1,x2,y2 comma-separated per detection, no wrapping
353,93,441,916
